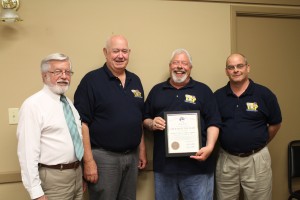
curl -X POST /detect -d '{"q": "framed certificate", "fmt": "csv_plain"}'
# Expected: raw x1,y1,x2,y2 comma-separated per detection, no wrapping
164,110,201,157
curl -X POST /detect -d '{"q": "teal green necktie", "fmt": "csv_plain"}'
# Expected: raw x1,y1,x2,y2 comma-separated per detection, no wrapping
60,95,84,161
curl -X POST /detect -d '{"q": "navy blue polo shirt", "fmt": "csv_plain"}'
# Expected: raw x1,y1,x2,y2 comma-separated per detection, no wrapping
144,78,221,174
214,79,282,153
74,64,144,152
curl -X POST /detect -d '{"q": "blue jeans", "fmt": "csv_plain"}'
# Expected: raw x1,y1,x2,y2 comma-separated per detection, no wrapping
154,172,214,200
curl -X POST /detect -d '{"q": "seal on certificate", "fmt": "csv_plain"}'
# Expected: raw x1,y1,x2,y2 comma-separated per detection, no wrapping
171,141,180,150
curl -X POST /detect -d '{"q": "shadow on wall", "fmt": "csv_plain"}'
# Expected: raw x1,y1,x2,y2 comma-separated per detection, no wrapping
0,24,25,48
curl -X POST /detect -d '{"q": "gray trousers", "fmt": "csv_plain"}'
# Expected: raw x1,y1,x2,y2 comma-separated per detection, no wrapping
88,148,139,200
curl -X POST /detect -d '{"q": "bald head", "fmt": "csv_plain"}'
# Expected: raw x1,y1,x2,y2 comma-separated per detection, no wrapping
226,53,248,67
105,35,129,50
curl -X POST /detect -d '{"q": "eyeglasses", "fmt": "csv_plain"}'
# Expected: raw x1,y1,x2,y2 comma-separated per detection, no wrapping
226,63,247,70
171,60,190,67
48,70,74,76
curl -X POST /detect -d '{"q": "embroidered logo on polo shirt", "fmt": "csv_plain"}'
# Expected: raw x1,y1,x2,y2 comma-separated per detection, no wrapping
184,94,196,104
131,89,143,98
246,102,258,112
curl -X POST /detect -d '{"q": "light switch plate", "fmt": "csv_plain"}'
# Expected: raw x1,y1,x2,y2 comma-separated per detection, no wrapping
8,108,19,125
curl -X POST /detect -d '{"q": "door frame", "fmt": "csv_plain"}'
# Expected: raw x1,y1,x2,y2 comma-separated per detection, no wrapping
230,5,300,52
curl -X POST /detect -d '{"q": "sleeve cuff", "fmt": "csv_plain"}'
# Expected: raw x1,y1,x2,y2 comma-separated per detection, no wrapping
28,185,44,199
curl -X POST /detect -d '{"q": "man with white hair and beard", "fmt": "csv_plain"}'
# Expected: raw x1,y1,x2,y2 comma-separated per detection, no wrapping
17,53,84,200
143,49,221,200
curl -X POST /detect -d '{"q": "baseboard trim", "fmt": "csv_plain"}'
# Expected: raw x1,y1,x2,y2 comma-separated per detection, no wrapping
0,171,21,184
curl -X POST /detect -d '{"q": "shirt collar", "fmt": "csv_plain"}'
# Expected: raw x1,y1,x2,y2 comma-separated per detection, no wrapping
225,79,254,96
103,63,132,82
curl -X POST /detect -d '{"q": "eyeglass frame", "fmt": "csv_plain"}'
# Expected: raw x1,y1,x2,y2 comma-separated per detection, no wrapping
47,70,74,76
226,63,247,70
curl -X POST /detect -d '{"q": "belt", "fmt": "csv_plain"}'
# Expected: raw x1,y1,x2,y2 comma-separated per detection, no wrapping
39,161,81,170
225,146,265,157
107,149,134,154
97,147,136,154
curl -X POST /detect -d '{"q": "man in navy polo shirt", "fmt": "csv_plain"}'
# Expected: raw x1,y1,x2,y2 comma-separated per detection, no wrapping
74,35,147,200
214,53,282,200
143,48,221,200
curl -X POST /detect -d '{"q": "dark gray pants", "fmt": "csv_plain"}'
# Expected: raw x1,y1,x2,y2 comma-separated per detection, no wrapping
88,148,139,200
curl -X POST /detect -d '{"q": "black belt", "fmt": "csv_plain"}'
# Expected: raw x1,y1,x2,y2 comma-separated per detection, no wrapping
39,161,80,170
225,146,265,157
97,147,136,154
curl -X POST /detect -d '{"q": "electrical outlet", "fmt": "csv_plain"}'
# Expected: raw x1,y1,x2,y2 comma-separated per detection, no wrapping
8,108,19,125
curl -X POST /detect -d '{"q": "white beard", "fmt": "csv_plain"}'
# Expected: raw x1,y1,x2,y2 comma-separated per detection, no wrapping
46,76,69,95
48,84,69,95
171,71,188,83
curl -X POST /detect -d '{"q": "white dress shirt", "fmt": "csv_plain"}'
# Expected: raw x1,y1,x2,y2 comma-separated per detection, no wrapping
17,85,82,199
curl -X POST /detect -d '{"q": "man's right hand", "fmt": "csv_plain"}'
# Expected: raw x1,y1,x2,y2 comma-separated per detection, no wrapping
83,159,98,183
152,117,166,131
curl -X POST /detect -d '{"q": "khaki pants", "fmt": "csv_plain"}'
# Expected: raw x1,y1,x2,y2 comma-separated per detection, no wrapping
39,165,83,200
215,147,272,200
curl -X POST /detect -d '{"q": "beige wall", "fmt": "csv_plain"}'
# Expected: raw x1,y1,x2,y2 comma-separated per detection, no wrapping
0,0,298,199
